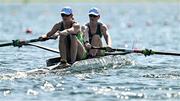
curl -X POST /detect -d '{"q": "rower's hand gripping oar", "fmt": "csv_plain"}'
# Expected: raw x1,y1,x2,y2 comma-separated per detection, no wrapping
92,46,180,56
0,36,57,48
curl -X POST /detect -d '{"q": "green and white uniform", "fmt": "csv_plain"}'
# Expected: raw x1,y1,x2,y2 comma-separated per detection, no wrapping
59,21,87,59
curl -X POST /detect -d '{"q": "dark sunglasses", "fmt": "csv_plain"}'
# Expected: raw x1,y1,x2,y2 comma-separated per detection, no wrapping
89,14,98,18
61,14,71,17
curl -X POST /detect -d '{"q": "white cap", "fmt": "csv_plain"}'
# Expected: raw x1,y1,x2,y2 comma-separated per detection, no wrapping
60,6,73,15
88,7,100,16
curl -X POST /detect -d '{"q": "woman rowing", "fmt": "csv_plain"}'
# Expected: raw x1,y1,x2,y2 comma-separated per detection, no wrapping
39,7,87,67
84,7,112,57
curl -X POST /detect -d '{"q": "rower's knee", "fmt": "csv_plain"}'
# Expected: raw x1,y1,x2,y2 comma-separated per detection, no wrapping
70,35,78,44
91,35,102,46
92,35,101,41
59,36,67,44
70,35,77,40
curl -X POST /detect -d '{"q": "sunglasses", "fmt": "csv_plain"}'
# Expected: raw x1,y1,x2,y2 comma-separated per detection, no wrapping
61,14,71,17
89,14,98,18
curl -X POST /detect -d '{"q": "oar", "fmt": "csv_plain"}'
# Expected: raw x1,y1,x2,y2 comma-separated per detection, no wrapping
92,47,180,56
0,36,56,47
105,52,130,56
25,43,59,53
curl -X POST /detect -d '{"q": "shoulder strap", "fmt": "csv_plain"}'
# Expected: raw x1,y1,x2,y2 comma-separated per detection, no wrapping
96,22,103,37
85,23,92,39
87,23,91,34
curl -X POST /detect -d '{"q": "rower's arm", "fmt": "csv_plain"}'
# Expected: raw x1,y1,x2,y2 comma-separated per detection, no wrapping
102,24,112,47
46,23,60,37
58,23,80,36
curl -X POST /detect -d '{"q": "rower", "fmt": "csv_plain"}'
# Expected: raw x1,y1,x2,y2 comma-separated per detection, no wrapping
39,7,87,67
84,7,112,57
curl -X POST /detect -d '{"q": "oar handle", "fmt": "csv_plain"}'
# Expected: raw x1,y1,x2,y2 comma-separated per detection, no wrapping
23,36,57,43
91,46,116,52
38,36,57,41
91,46,129,52
91,46,106,50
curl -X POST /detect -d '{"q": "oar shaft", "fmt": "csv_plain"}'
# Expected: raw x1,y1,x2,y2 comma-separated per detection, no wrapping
19,37,56,44
0,36,57,47
114,48,180,56
26,43,59,53
133,49,180,56
105,52,130,56
154,51,180,56
24,36,57,43
24,39,40,43
92,46,180,56
0,43,12,47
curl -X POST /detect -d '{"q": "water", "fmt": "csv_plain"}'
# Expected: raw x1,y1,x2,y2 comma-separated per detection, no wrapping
0,3,180,101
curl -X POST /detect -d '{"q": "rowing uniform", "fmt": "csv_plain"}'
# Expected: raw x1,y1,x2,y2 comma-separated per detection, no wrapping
85,22,103,44
59,21,84,43
85,22,105,57
59,21,87,60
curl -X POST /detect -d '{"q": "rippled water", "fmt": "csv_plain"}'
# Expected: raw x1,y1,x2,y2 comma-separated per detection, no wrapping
0,3,180,101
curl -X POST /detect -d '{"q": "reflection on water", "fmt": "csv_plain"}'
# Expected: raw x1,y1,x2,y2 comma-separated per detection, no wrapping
0,3,180,101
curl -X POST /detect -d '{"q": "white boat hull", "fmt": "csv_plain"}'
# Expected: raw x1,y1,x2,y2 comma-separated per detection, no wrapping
27,55,132,75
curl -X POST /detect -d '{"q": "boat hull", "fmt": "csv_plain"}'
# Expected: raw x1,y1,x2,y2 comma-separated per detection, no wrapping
27,55,132,75
47,55,131,72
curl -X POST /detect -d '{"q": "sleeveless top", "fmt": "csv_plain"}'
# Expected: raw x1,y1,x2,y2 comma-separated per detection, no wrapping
59,21,84,44
85,22,103,43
